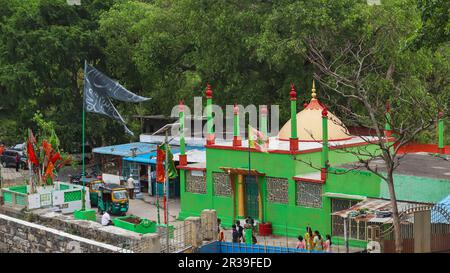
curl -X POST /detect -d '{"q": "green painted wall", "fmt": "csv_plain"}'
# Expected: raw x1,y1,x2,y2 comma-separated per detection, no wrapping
179,143,384,238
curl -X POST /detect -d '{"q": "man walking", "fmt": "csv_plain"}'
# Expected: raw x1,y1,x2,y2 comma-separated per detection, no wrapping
127,175,135,199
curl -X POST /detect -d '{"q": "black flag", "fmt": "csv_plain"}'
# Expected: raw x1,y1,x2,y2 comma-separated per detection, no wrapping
83,62,150,136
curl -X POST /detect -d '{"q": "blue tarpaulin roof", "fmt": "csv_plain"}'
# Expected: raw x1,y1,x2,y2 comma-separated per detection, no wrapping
121,145,204,165
432,195,450,224
93,142,205,164
93,142,158,157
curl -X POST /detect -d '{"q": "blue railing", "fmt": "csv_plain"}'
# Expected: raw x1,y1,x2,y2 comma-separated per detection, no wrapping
198,241,325,253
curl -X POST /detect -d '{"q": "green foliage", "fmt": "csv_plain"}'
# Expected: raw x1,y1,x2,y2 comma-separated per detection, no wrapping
0,0,448,147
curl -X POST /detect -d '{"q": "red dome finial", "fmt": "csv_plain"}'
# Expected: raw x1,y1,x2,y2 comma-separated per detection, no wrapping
234,103,239,115
206,84,213,99
179,100,184,111
290,84,297,100
261,105,268,116
322,107,328,117
438,111,443,118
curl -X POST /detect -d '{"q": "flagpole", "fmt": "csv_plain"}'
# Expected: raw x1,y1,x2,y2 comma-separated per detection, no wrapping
248,125,251,173
164,129,170,250
81,60,87,211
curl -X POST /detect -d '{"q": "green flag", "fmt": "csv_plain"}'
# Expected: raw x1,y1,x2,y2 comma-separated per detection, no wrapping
157,143,178,180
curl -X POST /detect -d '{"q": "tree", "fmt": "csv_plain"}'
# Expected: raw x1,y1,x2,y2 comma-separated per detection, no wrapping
303,0,448,252
409,0,450,50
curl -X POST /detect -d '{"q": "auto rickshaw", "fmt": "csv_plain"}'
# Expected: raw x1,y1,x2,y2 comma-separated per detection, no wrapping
88,179,105,207
97,184,129,215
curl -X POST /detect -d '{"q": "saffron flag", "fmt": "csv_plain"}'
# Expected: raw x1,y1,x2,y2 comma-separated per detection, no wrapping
83,61,150,136
248,125,269,152
44,161,55,183
156,143,178,183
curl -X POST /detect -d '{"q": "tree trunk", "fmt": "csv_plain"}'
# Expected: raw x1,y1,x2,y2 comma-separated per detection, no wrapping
386,172,403,253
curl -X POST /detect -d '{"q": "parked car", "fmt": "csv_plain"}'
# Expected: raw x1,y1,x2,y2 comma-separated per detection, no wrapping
0,149,28,169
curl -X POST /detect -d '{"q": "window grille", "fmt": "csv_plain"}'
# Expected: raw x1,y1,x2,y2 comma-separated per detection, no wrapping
266,177,289,204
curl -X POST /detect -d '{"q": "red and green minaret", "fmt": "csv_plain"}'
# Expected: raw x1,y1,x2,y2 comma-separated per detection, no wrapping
321,107,329,181
206,84,215,145
179,101,187,166
233,103,242,147
289,84,298,152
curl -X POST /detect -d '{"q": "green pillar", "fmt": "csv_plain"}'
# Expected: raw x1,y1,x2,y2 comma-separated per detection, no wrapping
179,102,185,155
234,104,239,137
233,104,241,147
438,111,444,151
290,85,297,139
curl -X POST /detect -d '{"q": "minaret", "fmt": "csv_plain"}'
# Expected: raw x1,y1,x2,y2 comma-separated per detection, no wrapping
260,105,268,145
233,103,242,147
384,100,392,137
179,101,187,166
289,84,298,152
205,84,215,145
438,111,445,154
321,107,329,181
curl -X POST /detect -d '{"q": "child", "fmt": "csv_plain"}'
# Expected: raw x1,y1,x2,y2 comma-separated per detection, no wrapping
296,235,305,250
304,226,313,250
323,234,332,253
313,230,323,251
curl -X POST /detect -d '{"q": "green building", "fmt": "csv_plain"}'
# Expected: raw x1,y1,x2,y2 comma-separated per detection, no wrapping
176,83,449,245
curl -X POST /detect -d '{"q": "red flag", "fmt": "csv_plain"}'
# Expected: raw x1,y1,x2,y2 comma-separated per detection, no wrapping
156,146,165,183
27,141,39,165
50,152,62,164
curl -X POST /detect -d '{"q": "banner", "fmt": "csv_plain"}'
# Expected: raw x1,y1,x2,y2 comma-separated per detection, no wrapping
156,144,178,183
83,62,150,136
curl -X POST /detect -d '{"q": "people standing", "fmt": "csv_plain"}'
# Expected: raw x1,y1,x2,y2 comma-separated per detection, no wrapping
296,235,306,250
232,224,239,243
313,230,323,251
236,220,244,243
127,175,135,199
324,234,332,253
304,226,313,250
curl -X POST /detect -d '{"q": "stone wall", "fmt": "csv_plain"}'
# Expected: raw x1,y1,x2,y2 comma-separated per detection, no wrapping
0,213,125,253
0,206,160,253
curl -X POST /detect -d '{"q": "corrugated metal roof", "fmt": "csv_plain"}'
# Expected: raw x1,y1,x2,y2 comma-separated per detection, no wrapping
121,145,205,164
93,142,157,157
332,198,417,223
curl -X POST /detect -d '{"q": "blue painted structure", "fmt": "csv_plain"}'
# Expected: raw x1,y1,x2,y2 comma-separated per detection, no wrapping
93,142,157,157
197,241,324,253
432,194,450,224
93,142,204,198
